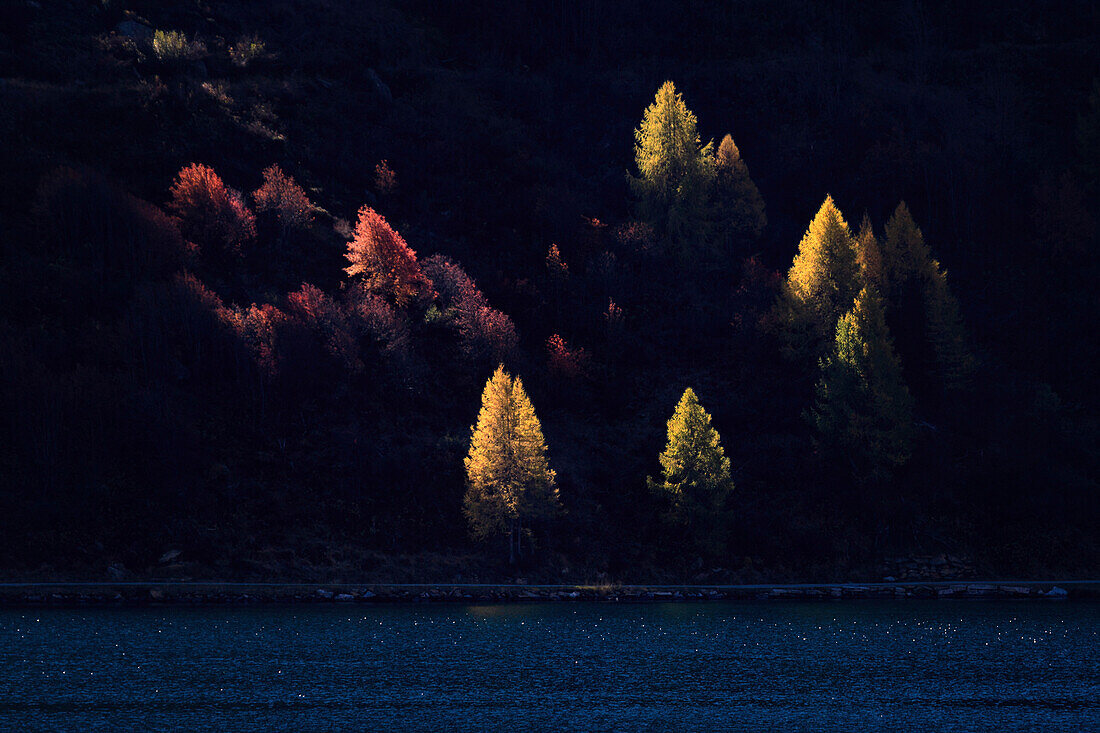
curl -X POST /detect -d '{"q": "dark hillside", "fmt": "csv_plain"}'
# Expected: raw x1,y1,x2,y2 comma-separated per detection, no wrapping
0,0,1096,582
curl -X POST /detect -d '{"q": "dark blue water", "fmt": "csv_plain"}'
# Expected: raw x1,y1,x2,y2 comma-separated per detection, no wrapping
0,601,1096,731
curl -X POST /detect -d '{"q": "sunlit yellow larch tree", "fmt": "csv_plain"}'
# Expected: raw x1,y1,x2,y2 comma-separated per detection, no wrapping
812,287,913,484
464,366,559,563
777,195,861,361
855,213,885,293
714,133,766,249
647,388,734,557
629,81,715,252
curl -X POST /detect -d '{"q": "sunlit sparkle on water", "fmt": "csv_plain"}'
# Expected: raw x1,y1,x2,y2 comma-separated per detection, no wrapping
0,601,1096,731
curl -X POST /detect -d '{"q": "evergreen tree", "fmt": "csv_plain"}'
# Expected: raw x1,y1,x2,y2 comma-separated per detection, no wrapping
855,213,885,293
647,388,734,556
777,195,861,361
629,81,715,252
714,134,766,249
923,261,977,392
883,202,974,392
464,366,559,562
812,288,914,483
882,201,931,300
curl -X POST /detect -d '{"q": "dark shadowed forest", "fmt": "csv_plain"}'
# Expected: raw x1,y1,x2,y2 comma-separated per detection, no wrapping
1,0,1097,583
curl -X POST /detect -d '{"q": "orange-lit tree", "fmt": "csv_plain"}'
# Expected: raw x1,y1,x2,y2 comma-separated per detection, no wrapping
777,195,861,362
854,214,885,293
546,333,590,381
168,163,256,258
253,165,314,234
343,206,431,307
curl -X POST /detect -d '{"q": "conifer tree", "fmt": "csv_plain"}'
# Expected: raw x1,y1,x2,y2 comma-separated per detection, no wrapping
777,195,861,361
923,261,977,391
344,205,431,307
882,202,931,301
647,388,734,556
464,366,559,563
714,134,766,248
855,213,885,293
812,288,913,483
629,81,715,251
883,202,974,392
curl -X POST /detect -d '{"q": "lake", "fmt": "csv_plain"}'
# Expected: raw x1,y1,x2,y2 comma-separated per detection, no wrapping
0,601,1096,731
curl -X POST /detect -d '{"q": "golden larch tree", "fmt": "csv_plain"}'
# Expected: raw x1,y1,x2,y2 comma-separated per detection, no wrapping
464,366,559,562
855,213,885,293
629,81,715,251
777,195,861,361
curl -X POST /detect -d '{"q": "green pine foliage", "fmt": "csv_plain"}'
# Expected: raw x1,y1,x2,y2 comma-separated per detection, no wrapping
812,288,914,484
883,202,975,392
923,261,977,392
714,133,767,247
647,388,734,556
629,81,715,253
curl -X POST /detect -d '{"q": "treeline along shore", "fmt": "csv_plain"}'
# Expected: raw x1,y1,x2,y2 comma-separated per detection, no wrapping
1,1,1097,582
0,582,1096,606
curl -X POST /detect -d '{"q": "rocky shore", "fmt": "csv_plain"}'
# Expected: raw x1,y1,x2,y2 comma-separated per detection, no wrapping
0,581,1094,606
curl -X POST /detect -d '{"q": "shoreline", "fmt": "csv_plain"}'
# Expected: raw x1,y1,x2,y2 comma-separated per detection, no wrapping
0,580,1096,606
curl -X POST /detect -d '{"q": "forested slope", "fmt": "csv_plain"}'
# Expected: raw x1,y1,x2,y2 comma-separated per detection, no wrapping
0,0,1096,582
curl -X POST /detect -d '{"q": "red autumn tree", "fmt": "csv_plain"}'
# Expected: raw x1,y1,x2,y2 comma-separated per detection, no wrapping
422,254,518,363
546,333,591,380
287,283,361,373
374,160,397,195
253,165,314,231
345,284,413,361
223,302,289,381
423,254,483,309
546,243,569,278
168,163,256,256
614,220,656,255
461,305,518,364
343,206,431,306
